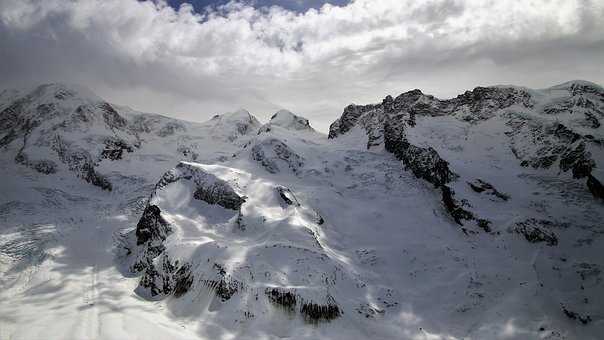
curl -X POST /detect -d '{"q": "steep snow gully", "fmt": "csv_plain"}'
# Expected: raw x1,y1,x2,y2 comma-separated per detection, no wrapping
1,81,604,339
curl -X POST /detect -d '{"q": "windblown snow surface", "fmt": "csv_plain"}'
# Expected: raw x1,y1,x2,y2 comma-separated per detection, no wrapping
1,82,603,339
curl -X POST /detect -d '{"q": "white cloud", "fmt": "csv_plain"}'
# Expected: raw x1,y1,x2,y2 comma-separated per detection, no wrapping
1,0,603,131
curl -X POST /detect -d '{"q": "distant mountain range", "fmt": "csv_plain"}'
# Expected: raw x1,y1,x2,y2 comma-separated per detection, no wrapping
1,80,603,340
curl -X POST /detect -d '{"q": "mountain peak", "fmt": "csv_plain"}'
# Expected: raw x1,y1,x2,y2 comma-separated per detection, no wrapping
216,109,261,126
225,108,253,120
29,83,100,102
266,109,313,131
207,109,261,140
546,80,604,94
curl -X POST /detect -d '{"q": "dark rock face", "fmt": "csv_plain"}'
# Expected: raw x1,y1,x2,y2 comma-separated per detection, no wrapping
135,205,171,246
376,93,458,189
200,264,245,302
138,256,193,298
452,86,533,120
173,263,194,297
138,256,173,297
545,82,604,128
250,138,304,174
390,139,457,188
193,182,246,210
276,186,300,206
476,219,492,232
131,204,173,274
300,295,341,323
266,288,297,310
552,125,595,178
52,137,112,191
83,163,112,191
562,304,592,325
0,100,38,147
512,219,558,246
441,186,474,225
98,102,128,130
328,103,381,139
154,163,246,211
468,179,510,201
264,288,341,322
587,175,604,199
101,138,134,161
264,286,343,322
508,119,599,197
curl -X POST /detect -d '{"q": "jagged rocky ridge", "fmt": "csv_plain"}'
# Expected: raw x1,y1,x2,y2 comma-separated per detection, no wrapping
329,80,604,230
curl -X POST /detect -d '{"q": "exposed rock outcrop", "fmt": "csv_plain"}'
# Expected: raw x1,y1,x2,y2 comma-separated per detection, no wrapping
155,162,245,209
276,186,300,206
201,263,246,302
587,174,604,199
511,219,558,246
328,85,534,140
193,181,246,210
332,91,472,225
135,205,171,246
101,137,134,161
300,295,342,323
508,121,596,179
266,288,297,310
138,255,193,298
561,304,592,325
441,186,474,225
131,204,172,272
131,163,247,295
328,81,604,227
468,179,510,201
251,138,304,174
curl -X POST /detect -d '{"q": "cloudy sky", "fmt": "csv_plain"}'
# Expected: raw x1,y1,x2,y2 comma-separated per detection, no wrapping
1,0,603,131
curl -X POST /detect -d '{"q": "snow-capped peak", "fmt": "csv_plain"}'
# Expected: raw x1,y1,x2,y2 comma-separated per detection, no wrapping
206,109,261,141
26,83,102,104
546,79,604,92
222,108,256,122
210,108,260,126
267,109,313,131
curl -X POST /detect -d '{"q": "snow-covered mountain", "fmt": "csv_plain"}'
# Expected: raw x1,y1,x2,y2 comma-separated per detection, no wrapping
1,81,603,339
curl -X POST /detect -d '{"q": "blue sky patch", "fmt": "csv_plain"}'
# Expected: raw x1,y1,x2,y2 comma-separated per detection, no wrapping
166,0,350,12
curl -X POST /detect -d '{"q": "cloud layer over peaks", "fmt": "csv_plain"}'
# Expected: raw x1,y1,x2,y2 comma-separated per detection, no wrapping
1,0,603,131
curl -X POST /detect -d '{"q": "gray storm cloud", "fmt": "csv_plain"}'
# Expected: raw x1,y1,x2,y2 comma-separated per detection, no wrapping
1,0,603,131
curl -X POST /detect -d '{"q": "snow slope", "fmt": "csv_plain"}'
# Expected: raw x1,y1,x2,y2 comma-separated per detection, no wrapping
1,82,603,340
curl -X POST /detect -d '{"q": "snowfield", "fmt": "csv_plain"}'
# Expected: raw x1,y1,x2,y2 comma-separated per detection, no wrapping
1,82,603,339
